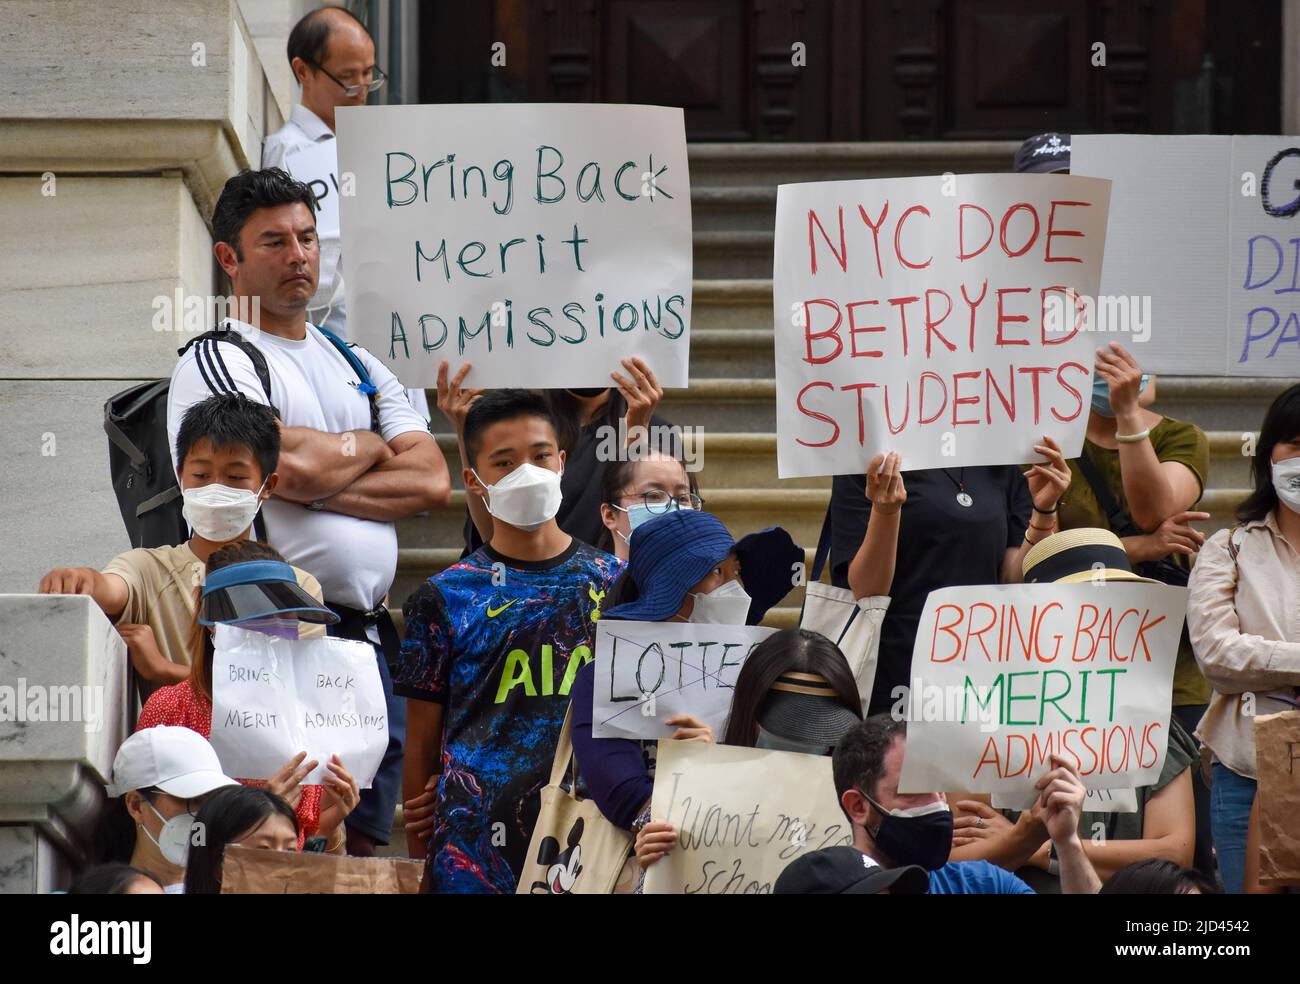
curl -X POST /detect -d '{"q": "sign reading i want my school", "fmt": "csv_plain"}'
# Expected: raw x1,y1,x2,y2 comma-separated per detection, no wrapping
772,173,1111,478
335,104,692,389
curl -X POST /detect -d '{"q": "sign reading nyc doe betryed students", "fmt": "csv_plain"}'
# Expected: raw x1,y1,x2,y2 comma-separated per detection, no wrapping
897,582,1187,797
591,621,775,740
335,104,692,388
773,174,1110,477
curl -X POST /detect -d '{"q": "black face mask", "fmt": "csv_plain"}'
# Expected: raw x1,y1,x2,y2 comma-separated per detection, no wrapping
862,790,953,871
566,388,607,399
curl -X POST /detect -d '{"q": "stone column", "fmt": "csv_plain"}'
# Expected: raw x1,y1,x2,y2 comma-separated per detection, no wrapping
0,596,129,892
0,0,284,594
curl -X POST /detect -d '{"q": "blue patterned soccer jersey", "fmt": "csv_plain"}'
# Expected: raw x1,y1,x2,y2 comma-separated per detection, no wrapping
395,540,623,894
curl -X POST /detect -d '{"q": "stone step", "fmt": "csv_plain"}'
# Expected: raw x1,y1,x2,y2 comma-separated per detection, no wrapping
389,487,1250,608
431,429,1258,491
686,141,1020,188
692,278,773,331
432,432,828,489
694,230,774,279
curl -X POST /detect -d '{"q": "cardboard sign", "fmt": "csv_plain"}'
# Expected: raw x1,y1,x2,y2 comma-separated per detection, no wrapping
220,845,423,894
209,624,388,787
1073,134,1300,377
1254,710,1300,885
336,103,693,388
773,173,1110,477
591,621,775,740
897,582,1187,795
642,741,853,894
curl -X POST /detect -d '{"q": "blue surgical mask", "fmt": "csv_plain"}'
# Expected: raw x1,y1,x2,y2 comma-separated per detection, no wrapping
1091,373,1150,417
612,501,694,544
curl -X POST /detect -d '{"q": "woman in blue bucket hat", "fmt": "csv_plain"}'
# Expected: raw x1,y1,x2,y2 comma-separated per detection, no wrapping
564,509,804,885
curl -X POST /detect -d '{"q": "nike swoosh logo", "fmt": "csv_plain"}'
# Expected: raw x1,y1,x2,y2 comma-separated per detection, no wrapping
487,599,518,617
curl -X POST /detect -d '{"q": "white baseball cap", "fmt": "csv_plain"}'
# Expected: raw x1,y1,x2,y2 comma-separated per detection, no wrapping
106,726,239,799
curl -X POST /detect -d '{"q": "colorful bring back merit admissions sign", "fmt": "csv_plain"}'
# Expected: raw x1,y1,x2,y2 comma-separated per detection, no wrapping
897,581,1188,797
773,173,1110,478
336,103,692,389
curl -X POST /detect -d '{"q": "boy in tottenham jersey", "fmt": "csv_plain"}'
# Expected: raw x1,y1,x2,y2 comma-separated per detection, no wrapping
397,390,622,894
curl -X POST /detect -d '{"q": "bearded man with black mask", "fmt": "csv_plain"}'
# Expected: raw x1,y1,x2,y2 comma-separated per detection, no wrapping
805,715,1102,894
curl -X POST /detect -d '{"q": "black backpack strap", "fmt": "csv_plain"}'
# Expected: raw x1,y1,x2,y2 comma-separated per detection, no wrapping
1076,447,1143,539
135,485,181,519
810,503,834,584
178,327,277,414
316,326,382,433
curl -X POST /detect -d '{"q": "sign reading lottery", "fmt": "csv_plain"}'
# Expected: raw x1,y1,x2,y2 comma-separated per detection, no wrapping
896,582,1187,796
336,103,692,389
773,174,1111,478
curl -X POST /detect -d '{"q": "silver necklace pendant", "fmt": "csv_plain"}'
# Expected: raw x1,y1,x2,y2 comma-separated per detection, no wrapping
956,491,974,508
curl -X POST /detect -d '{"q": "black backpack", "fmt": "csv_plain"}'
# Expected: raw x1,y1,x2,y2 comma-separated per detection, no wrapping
105,325,380,549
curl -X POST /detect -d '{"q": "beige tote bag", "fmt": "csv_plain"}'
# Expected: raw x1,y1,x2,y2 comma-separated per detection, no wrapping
516,708,635,894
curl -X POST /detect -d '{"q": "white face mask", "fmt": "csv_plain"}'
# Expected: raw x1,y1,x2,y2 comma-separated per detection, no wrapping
472,463,563,532
1273,458,1300,512
142,800,196,867
687,578,752,625
181,479,266,542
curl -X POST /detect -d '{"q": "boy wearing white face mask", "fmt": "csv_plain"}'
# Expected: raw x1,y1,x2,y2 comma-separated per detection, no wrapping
39,395,324,699
397,390,623,894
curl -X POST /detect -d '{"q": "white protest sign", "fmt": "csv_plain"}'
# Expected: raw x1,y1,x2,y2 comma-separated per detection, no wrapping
1073,134,1300,377
284,139,341,240
336,103,692,388
643,741,853,894
897,581,1187,796
773,173,1110,478
591,621,775,740
209,624,388,787
992,786,1138,814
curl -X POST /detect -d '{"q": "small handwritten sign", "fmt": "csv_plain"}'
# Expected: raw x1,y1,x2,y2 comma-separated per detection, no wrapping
591,621,775,740
643,742,852,895
209,624,387,787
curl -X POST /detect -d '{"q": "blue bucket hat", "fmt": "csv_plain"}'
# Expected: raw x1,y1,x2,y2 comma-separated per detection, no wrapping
605,510,803,624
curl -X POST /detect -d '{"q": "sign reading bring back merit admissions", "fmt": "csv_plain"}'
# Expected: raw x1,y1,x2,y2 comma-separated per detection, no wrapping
897,582,1187,796
773,173,1110,478
336,103,692,389
209,625,388,788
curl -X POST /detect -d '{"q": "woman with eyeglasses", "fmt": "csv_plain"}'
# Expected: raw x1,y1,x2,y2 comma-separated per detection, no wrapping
436,358,671,553
596,451,702,560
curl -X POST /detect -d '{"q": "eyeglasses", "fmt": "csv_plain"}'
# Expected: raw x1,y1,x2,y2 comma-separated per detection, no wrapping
620,490,704,513
308,60,387,97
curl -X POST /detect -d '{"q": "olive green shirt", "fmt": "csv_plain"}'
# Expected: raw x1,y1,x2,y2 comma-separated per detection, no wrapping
1006,716,1198,894
1059,416,1211,707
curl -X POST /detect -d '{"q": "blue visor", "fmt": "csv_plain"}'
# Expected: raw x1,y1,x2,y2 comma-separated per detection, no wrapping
199,560,338,626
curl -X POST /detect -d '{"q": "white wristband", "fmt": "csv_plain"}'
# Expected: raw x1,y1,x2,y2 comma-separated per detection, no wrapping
1116,429,1150,444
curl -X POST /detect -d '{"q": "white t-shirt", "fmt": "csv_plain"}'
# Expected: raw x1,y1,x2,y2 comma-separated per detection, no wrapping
166,320,428,610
